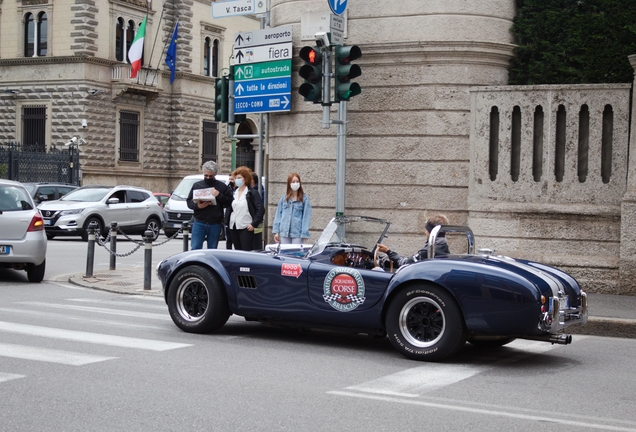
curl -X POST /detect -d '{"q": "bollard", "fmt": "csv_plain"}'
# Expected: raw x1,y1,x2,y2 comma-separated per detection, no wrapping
85,226,95,277
143,230,153,291
109,221,118,270
182,221,190,252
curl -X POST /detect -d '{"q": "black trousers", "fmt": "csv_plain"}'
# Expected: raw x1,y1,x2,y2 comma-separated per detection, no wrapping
230,227,254,251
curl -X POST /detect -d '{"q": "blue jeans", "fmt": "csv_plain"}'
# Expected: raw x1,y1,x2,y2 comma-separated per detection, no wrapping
191,221,222,250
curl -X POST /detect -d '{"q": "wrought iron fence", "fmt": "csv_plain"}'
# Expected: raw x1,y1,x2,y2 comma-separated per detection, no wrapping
0,141,80,185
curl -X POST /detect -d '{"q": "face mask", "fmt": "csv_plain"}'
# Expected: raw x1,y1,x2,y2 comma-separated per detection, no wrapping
290,182,300,191
204,176,215,185
235,178,244,188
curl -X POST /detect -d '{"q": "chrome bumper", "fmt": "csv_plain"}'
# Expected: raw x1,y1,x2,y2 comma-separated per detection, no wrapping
539,291,588,332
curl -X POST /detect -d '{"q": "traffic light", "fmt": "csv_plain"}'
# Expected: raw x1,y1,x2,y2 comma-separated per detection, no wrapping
334,45,362,102
214,76,228,123
298,46,322,103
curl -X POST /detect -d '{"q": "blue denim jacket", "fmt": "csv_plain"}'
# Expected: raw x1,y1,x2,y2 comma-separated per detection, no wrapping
272,195,312,239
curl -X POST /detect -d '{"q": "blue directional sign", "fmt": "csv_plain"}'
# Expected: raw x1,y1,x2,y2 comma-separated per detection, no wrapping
234,77,291,98
235,94,291,114
233,26,293,114
328,0,348,16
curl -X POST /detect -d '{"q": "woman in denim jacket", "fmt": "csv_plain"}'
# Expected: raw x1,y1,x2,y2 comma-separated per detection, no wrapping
272,173,312,244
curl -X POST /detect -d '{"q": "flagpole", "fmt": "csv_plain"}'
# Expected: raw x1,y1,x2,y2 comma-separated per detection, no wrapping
150,14,178,87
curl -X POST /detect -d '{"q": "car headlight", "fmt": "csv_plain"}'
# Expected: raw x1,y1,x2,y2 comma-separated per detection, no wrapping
60,209,83,216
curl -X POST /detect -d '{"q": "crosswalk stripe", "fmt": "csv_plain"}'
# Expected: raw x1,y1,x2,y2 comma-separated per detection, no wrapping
67,298,166,310
16,301,170,320
0,372,25,383
0,321,191,351
0,343,116,365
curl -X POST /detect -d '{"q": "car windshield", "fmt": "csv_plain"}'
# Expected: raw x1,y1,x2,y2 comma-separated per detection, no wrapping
60,188,110,202
172,178,200,200
308,216,390,257
0,185,34,211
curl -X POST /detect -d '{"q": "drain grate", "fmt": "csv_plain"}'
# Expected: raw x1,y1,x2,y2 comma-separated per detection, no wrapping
108,281,136,286
93,273,124,278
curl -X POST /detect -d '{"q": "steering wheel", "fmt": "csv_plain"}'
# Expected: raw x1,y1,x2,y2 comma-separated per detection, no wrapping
373,248,393,272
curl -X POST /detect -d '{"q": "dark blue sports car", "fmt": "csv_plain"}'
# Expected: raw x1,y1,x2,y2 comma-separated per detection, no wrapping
157,215,588,361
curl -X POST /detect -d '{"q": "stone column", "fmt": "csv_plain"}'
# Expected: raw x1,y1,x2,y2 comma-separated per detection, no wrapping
619,54,636,295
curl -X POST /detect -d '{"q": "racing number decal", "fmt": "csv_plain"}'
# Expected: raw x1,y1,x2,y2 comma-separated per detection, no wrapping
323,267,366,312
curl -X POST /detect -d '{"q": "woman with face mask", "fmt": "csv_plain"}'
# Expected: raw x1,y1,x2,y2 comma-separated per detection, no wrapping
225,166,264,251
272,173,312,244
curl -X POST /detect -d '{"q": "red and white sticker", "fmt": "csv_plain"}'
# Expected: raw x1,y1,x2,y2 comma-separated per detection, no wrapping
281,263,303,278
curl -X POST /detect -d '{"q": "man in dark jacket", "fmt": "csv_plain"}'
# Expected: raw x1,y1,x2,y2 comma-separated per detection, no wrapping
187,161,233,249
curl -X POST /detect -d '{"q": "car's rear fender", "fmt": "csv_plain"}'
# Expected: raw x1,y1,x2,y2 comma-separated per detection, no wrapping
382,257,544,335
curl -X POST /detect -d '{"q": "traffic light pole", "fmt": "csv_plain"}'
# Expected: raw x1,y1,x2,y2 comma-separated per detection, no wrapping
335,101,347,217
321,48,332,129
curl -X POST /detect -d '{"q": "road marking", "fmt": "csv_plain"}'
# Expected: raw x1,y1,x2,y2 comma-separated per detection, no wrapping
0,308,167,331
0,343,116,365
67,298,166,310
0,321,191,351
328,391,636,431
0,372,25,383
16,301,170,321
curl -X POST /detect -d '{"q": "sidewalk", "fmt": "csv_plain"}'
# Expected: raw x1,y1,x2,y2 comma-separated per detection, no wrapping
58,267,636,339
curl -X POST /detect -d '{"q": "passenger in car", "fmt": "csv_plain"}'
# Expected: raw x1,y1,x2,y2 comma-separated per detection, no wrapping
377,214,450,268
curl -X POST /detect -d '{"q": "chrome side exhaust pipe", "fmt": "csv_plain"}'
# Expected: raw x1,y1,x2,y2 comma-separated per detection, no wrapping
520,333,572,345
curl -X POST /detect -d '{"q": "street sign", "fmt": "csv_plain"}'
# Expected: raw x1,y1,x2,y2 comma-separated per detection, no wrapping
233,26,293,114
234,60,292,81
234,26,293,48
234,77,291,98
212,0,266,18
235,94,291,114
330,15,344,45
233,42,292,64
328,0,348,16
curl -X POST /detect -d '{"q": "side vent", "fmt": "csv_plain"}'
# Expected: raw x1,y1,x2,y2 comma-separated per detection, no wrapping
237,275,257,289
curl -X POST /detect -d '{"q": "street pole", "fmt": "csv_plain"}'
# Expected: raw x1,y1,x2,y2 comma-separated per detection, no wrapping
335,101,347,216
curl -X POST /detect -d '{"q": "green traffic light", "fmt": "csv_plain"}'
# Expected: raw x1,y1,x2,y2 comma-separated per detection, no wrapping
334,45,362,102
214,77,228,123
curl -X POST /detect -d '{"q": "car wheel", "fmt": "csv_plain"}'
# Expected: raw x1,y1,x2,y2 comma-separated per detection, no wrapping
167,265,230,333
26,260,46,283
46,233,55,240
468,337,516,348
385,284,466,361
144,217,161,241
164,229,177,238
81,216,104,241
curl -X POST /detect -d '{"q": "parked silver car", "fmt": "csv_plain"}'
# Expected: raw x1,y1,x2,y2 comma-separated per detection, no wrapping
0,179,47,282
38,185,165,241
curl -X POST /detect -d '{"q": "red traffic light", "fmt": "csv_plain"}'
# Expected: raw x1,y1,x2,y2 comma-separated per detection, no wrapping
299,46,321,65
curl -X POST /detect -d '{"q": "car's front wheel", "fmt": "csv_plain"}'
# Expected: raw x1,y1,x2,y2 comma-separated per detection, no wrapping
26,260,46,283
144,217,161,241
385,284,466,361
166,265,230,333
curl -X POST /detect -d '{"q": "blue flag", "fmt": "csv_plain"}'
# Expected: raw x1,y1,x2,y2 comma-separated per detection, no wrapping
165,23,178,84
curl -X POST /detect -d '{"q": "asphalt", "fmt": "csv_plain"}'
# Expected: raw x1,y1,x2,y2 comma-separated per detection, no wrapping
56,267,636,339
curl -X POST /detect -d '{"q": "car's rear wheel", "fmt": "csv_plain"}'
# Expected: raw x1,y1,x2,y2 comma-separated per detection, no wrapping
385,284,466,361
167,265,230,333
81,216,104,241
144,217,161,241
26,260,46,283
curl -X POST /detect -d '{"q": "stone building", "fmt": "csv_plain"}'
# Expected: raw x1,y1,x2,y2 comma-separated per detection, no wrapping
0,0,260,192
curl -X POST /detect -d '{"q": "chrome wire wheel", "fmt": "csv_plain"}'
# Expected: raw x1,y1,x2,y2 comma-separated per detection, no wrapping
399,296,445,348
176,276,209,323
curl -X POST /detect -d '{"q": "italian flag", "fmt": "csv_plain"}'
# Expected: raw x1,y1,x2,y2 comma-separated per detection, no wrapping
128,16,147,79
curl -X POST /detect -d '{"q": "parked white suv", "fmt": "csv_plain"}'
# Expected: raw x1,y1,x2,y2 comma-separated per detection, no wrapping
38,185,165,241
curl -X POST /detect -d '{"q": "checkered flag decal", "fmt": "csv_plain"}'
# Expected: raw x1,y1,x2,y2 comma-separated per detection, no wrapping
323,294,366,303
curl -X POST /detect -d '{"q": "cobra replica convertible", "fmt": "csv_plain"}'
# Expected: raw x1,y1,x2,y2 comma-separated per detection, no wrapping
157,216,588,361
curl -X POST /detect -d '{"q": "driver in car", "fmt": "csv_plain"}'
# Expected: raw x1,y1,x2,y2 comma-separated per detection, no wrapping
377,214,450,268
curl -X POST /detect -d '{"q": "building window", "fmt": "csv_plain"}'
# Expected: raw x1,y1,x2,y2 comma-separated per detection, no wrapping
204,38,211,76
126,20,135,62
119,111,140,162
116,18,125,61
22,106,47,151
24,12,47,57
213,39,219,77
202,121,218,163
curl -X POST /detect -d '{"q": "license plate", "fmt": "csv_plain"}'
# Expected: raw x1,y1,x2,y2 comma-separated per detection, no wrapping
550,296,569,312
44,219,52,225
171,223,181,228
0,245,10,255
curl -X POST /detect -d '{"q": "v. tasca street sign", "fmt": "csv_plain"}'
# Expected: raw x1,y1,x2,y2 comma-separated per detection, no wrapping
233,26,293,114
212,0,266,18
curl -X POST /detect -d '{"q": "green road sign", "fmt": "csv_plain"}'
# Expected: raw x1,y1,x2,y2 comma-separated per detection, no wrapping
234,59,292,81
